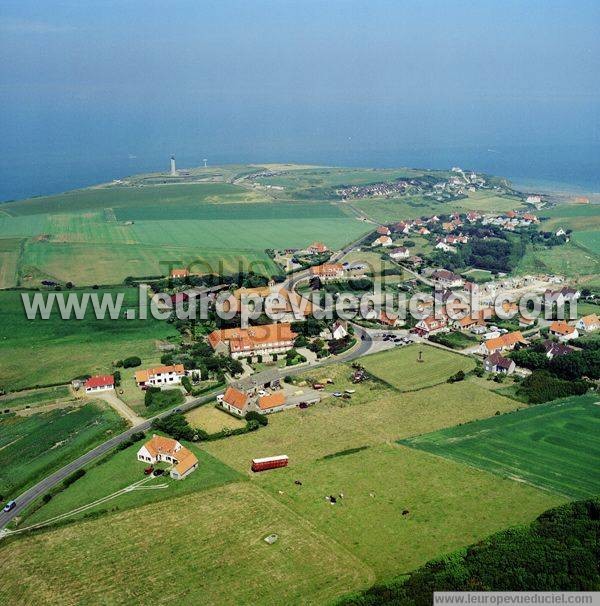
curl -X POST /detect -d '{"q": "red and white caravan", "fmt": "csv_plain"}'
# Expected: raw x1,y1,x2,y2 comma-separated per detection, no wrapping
251,455,289,472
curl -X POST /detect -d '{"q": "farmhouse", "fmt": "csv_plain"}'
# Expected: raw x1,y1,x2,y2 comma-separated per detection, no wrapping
310,263,344,280
220,386,249,416
548,321,578,342
137,435,198,480
480,331,526,355
135,364,185,389
170,268,189,279
430,269,464,288
576,314,600,333
306,242,328,254
371,235,393,247
389,246,410,260
483,352,515,375
207,323,297,359
84,375,114,393
258,391,287,414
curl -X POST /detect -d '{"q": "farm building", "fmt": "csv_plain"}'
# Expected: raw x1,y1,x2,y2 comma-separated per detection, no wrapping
137,435,198,480
134,364,185,389
170,268,190,279
207,323,297,360
84,375,115,393
258,391,288,414
220,386,250,417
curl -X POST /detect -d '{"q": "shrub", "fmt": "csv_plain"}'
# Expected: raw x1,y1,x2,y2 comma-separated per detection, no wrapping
447,370,465,383
181,376,192,393
42,493,53,504
246,410,268,426
122,356,142,368
63,469,86,488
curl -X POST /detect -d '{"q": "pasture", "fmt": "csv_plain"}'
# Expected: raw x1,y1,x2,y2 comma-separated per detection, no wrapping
572,231,600,255
0,402,125,499
0,385,73,411
185,405,247,432
360,344,475,391
0,288,178,391
399,394,600,499
0,483,373,606
21,439,242,526
256,443,561,578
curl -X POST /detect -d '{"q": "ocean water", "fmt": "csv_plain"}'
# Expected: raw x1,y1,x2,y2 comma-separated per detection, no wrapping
1,133,599,202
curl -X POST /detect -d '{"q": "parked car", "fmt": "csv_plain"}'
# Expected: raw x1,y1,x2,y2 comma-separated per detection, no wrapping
153,469,164,476
332,392,343,397
3,500,16,512
144,466,154,475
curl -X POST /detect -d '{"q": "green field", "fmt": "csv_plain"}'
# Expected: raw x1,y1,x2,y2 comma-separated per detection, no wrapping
0,402,125,499
0,174,372,286
360,344,475,391
0,288,178,391
572,231,600,255
0,385,73,411
21,438,242,526
399,394,600,499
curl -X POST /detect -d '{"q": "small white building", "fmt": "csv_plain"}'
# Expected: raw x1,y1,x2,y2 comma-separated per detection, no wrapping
84,375,114,393
135,364,186,389
390,246,410,260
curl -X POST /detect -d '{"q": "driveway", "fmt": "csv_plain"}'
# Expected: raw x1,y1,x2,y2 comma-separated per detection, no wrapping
90,390,145,426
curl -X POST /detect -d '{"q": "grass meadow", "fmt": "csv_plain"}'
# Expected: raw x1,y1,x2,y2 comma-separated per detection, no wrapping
399,394,600,499
360,344,476,391
0,288,177,391
0,483,373,606
0,402,125,499
0,385,73,411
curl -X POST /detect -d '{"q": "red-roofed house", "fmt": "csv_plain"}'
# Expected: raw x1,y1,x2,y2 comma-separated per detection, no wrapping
84,375,115,393
258,391,287,414
220,386,250,416
134,365,186,389
137,435,198,480
414,315,447,337
549,321,579,342
376,226,391,236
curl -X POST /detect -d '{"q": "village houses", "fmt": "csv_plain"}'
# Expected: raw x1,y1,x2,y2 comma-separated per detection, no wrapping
208,323,297,360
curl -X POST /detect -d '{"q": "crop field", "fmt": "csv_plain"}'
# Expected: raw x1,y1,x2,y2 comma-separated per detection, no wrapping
0,483,373,606
516,242,600,282
399,394,600,499
0,385,73,411
0,187,369,285
0,402,125,499
21,439,242,526
0,288,177,391
572,231,600,255
360,344,475,391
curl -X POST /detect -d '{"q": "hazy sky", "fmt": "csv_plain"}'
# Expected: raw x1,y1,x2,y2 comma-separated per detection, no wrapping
1,1,599,198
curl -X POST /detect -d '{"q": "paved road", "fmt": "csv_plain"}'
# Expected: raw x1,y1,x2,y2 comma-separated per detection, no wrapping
0,229,378,530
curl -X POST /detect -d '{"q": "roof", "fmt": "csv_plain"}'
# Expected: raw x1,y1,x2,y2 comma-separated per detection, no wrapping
376,226,391,234
485,352,513,369
542,340,574,357
391,246,408,254
431,269,462,282
143,434,181,458
173,447,198,476
579,314,599,328
84,375,114,389
229,284,312,316
223,386,249,411
484,331,526,352
380,311,399,325
549,320,576,336
258,391,286,410
310,263,344,276
208,323,297,354
170,268,189,278
308,241,328,252
135,364,185,384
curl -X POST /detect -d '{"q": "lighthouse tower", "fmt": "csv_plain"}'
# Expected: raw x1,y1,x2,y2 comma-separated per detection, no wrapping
170,155,177,176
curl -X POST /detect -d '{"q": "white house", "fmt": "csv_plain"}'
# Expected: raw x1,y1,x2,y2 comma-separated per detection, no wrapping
331,320,348,340
372,235,393,247
84,375,114,393
135,364,186,389
390,246,410,260
220,386,249,417
576,314,600,333
483,352,515,375
548,321,578,342
430,269,464,288
435,241,456,254
137,435,198,480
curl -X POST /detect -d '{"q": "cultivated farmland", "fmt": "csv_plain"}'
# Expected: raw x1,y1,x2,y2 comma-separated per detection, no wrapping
0,288,177,391
0,402,125,499
399,394,600,499
360,344,475,391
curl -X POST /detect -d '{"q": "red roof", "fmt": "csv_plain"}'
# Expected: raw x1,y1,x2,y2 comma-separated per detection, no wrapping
84,375,114,389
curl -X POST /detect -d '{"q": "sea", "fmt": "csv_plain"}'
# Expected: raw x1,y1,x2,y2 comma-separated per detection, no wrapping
1,140,599,203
